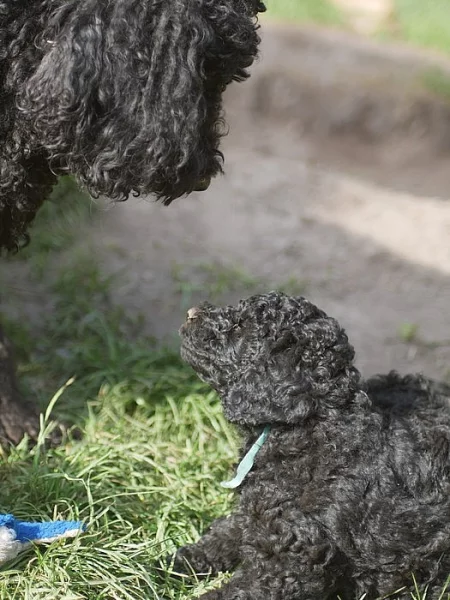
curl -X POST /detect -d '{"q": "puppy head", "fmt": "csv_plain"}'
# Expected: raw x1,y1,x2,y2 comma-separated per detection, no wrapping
14,0,265,202
179,292,363,426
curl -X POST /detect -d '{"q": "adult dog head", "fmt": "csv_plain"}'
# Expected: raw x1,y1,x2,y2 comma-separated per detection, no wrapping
0,0,265,251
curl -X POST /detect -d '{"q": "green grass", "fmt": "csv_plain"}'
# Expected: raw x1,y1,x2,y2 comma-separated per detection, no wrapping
1,229,238,598
263,0,346,26
263,0,450,60
398,322,420,344
420,67,450,103
0,181,447,599
171,261,309,312
390,0,450,55
0,374,237,599
171,261,264,311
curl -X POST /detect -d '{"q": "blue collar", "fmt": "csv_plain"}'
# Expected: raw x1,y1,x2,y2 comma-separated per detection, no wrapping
221,425,271,489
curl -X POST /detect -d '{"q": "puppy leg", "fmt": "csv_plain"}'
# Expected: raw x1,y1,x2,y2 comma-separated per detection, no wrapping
198,517,343,600
198,564,337,600
0,325,40,447
172,515,244,577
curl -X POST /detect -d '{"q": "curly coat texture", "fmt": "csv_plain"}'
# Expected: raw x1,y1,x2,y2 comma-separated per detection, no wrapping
0,0,264,252
176,292,450,600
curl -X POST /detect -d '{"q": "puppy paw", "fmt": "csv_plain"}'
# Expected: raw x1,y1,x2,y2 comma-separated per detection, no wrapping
163,546,214,580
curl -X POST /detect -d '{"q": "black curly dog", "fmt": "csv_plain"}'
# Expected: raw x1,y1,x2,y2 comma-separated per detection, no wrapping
0,0,265,445
175,292,450,600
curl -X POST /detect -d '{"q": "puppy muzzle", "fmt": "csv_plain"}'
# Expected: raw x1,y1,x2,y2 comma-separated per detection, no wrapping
179,306,201,337
187,307,200,321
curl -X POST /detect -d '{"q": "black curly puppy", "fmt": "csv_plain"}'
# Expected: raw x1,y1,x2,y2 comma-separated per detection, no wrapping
175,292,450,600
0,0,264,444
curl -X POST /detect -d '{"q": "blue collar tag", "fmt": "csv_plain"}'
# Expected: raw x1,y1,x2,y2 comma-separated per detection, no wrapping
220,425,271,489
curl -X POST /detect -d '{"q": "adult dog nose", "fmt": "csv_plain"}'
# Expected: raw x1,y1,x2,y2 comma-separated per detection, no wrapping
194,177,211,192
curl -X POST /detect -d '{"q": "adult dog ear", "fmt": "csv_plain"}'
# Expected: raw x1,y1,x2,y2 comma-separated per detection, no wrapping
18,0,221,200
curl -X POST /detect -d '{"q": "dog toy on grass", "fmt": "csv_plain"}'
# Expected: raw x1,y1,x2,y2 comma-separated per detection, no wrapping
0,514,86,564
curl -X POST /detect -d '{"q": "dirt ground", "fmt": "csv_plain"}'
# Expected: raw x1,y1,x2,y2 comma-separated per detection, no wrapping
3,23,450,382
90,24,450,382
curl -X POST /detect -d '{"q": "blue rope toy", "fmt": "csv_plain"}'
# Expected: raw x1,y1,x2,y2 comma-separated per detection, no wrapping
0,514,86,564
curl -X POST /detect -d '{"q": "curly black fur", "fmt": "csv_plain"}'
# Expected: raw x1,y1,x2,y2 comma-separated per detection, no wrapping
175,292,450,600
0,0,265,252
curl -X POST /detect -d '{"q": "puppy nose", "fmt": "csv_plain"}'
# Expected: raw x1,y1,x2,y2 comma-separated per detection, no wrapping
187,307,200,320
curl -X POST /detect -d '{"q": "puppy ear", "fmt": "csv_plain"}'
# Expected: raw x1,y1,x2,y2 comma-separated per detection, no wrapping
18,0,222,200
222,360,321,426
222,322,363,426
223,365,364,426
